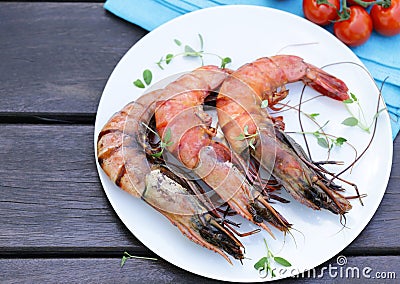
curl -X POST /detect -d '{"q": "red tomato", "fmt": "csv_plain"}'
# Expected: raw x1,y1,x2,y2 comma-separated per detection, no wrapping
370,0,400,36
334,6,373,46
303,0,340,26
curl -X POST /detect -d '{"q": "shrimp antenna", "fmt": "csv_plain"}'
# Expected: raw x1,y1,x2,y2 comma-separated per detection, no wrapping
275,41,319,55
337,213,352,234
298,84,313,160
329,214,351,237
320,62,387,205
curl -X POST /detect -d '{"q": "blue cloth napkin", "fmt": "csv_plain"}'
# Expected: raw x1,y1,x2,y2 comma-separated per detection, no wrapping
104,0,400,140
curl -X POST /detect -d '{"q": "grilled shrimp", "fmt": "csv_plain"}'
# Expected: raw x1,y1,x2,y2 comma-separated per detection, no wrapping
216,55,353,216
97,90,244,264
154,65,291,236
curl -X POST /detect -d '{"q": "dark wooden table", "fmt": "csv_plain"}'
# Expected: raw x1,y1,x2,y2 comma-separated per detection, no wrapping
1,2,399,283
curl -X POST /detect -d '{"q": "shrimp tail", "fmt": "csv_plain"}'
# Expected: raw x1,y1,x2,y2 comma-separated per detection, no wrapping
304,63,350,101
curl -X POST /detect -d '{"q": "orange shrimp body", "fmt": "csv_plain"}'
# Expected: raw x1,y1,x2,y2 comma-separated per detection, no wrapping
155,66,291,236
97,88,245,264
217,55,352,215
154,67,221,169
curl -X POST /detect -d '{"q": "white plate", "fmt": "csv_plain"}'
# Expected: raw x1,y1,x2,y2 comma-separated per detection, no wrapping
94,5,393,282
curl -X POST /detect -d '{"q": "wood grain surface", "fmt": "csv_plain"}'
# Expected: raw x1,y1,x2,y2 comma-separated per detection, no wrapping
0,3,146,115
1,256,398,283
0,2,398,283
0,125,398,253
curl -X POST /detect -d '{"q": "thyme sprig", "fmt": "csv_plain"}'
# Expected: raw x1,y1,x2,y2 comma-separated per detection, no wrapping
254,239,291,278
234,125,258,150
342,93,386,133
141,122,173,158
271,100,350,153
153,128,173,158
120,251,157,268
133,34,232,89
156,33,232,69
306,118,347,150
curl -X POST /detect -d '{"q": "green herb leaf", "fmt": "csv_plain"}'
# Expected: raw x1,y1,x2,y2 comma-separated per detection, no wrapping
350,93,358,102
335,137,347,146
234,133,245,141
274,256,292,267
165,141,174,147
198,33,204,51
151,150,163,158
313,131,320,138
156,58,164,70
254,256,269,271
317,137,329,148
120,256,127,268
163,128,172,143
309,113,320,120
184,45,197,56
166,54,174,64
143,69,152,86
152,128,173,157
343,98,354,104
243,125,250,135
174,39,182,46
220,57,232,69
261,100,269,109
255,238,292,277
133,79,145,88
342,117,359,126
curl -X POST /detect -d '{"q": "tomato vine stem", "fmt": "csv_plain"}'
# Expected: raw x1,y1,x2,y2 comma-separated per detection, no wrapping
347,0,391,8
338,0,391,21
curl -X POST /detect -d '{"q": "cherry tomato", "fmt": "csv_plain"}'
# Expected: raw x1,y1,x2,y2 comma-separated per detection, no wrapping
303,0,340,26
370,0,400,36
334,6,373,46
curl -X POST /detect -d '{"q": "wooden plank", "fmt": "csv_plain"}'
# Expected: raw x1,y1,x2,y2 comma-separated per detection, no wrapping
0,3,146,114
347,135,400,254
0,125,399,252
0,124,139,249
0,256,398,283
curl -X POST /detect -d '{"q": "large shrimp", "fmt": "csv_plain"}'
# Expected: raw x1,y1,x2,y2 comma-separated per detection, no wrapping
154,65,291,237
216,55,353,216
97,89,245,264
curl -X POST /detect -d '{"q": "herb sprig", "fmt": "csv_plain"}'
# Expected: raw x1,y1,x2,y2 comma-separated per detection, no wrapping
269,100,349,152
133,34,232,89
234,125,258,150
141,122,173,158
342,93,385,133
305,118,347,150
156,34,232,70
120,251,157,268
254,239,291,278
313,131,347,149
133,69,152,88
153,128,173,158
